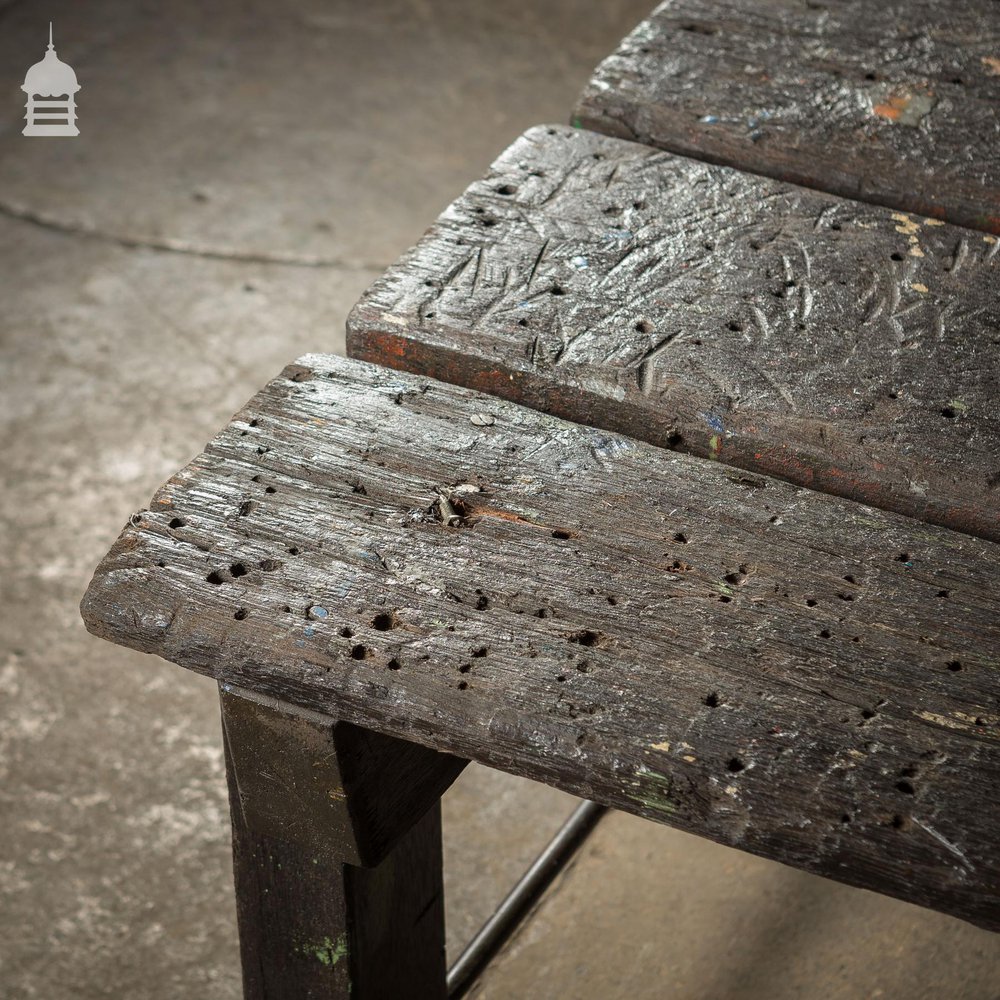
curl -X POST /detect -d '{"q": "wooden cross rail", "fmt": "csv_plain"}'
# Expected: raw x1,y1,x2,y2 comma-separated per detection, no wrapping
572,0,1000,234
83,355,1000,935
348,124,1000,544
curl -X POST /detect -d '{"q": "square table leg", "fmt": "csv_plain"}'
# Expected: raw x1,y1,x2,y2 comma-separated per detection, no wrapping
219,685,464,999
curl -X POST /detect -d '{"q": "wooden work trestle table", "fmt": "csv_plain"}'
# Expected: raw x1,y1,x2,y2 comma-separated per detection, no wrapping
82,3,1000,997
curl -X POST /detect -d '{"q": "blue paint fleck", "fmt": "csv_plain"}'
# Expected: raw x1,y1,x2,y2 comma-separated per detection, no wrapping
702,412,725,434
304,627,315,638
308,605,328,619
700,114,719,124
295,639,306,648
571,255,589,269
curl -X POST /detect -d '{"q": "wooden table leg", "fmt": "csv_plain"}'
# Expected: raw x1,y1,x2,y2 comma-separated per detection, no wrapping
219,684,465,999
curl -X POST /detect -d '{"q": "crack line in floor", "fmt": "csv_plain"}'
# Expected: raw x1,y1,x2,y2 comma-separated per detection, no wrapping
0,198,387,271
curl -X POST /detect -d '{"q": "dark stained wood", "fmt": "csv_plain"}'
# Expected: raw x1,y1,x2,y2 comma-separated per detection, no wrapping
222,686,448,999
83,355,1000,931
221,684,464,867
346,125,1000,544
572,0,1000,234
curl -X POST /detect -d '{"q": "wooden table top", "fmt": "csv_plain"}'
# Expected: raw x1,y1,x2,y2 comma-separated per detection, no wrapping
348,126,1000,543
82,356,1000,930
573,0,1000,234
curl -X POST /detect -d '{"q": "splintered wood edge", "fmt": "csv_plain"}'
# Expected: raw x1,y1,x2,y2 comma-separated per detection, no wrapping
82,354,1000,931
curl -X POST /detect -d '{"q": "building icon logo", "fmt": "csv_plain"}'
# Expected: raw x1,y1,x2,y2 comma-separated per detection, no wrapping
22,23,80,137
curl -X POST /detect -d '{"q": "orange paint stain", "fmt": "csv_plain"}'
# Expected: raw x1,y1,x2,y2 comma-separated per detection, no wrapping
873,94,909,121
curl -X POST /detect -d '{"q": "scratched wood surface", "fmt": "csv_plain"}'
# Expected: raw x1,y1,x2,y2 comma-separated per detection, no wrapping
347,125,1000,543
572,0,1000,234
82,355,1000,930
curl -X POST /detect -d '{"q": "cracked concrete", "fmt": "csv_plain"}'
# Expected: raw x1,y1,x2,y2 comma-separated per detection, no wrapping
2,2,998,998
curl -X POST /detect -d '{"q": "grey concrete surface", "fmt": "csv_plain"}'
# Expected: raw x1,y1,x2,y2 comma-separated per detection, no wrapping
0,2,997,999
474,811,1000,1000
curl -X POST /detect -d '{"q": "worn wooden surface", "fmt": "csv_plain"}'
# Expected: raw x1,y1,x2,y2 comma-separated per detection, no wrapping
572,0,1000,234
347,125,1000,543
222,688,448,999
83,355,1000,930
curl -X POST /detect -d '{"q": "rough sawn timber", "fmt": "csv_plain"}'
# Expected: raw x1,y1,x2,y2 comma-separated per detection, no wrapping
573,0,1000,234
347,125,1000,544
82,355,1000,931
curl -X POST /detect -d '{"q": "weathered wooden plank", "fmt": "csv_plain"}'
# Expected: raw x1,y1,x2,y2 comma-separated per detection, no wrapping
221,687,449,999
572,0,1000,234
347,125,1000,543
82,355,1000,930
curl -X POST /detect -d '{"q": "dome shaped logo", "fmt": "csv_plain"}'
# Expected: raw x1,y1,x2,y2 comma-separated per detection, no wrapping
22,23,80,137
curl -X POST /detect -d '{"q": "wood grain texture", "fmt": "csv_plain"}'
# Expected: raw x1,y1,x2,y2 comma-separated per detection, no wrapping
347,125,1000,543
572,0,1000,234
82,355,1000,931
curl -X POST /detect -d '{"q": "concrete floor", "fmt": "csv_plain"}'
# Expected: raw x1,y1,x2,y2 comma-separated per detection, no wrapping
0,2,997,998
